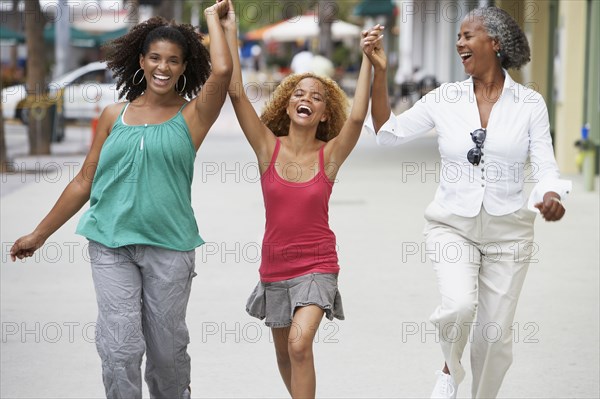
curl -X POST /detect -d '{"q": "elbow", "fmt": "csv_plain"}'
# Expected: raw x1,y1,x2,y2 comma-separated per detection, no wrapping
212,62,233,80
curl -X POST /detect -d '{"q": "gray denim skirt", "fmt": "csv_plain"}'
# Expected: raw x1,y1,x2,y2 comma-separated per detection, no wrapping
246,273,345,328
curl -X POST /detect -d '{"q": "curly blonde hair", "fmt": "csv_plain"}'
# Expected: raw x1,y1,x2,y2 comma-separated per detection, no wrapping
261,73,349,142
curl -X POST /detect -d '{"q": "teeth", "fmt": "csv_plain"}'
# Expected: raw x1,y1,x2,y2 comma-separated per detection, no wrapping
153,75,169,80
460,52,472,59
297,105,312,115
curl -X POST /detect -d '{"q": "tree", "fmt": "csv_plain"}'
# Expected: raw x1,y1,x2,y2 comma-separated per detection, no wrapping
24,0,52,155
317,0,336,59
1,0,21,171
0,108,7,172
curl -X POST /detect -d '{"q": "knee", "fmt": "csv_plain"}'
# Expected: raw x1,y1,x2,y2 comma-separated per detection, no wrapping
96,313,145,364
288,340,313,365
446,297,477,322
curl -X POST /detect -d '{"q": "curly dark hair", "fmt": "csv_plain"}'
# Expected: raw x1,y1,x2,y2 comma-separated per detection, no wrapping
261,73,349,142
468,6,531,70
102,16,211,101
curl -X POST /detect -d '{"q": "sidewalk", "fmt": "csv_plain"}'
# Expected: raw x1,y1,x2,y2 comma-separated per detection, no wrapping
1,107,599,398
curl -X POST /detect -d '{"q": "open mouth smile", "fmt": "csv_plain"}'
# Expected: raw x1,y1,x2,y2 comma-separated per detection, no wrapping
296,105,313,117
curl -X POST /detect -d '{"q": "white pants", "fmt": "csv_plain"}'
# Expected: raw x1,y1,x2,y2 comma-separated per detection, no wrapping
424,202,536,398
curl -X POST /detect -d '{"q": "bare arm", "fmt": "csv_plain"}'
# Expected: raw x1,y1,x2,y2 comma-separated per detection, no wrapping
368,26,390,133
10,103,120,261
186,0,233,148
326,26,384,174
222,0,274,163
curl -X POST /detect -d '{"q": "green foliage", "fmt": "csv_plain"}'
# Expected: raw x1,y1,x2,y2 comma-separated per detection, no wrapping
182,0,361,34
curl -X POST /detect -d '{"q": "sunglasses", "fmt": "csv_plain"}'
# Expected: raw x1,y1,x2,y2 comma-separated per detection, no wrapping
467,128,487,166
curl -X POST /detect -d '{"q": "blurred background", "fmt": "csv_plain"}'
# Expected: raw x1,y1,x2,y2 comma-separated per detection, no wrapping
0,3,598,397
0,0,598,181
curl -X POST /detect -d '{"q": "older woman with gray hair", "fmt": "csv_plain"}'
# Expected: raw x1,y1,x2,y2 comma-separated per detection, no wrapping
364,6,571,399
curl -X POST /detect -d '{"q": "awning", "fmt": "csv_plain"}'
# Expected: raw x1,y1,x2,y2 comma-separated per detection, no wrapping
43,25,128,48
262,15,361,43
0,26,25,46
243,21,283,41
354,0,395,16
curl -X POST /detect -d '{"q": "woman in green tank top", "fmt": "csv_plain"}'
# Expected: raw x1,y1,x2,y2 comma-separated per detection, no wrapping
10,3,232,398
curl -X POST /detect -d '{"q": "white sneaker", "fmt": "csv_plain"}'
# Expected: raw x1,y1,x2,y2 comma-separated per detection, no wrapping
431,370,457,399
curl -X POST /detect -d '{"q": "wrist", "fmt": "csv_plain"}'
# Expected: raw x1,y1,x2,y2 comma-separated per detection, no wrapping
32,227,50,243
373,65,387,74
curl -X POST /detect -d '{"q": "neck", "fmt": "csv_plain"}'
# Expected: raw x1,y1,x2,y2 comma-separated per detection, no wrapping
472,66,505,91
286,125,320,155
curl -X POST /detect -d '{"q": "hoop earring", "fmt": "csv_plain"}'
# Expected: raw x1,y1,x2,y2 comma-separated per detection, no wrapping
132,68,145,85
175,74,187,93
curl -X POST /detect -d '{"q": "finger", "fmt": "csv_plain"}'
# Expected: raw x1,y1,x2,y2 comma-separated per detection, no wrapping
545,202,561,218
366,33,381,43
548,205,564,221
551,205,565,221
10,243,21,257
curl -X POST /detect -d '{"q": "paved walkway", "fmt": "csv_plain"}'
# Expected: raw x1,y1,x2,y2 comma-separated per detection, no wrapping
1,100,599,398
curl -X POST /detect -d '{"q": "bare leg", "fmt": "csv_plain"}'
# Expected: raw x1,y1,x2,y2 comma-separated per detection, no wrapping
272,326,292,395
288,305,325,399
442,362,450,374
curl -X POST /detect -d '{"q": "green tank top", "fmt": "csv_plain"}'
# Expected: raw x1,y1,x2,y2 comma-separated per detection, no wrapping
76,102,204,251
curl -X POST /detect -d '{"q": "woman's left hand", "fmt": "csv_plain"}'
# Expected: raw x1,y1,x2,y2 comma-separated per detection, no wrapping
534,192,565,222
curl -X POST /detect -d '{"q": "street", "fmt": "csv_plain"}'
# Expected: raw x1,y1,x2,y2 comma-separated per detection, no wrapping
1,98,599,398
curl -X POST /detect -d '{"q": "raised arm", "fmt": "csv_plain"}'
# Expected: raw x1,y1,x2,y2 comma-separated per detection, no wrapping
326,25,384,173
10,103,120,261
368,25,390,133
222,0,275,163
186,0,232,147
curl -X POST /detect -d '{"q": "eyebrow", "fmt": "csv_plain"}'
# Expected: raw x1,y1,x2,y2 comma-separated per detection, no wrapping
295,87,323,95
148,52,181,59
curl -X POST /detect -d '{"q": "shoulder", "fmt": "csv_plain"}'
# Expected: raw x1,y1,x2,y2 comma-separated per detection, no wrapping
102,102,127,119
100,102,127,126
503,73,545,105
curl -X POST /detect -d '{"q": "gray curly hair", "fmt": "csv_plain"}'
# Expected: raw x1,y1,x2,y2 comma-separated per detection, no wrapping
468,6,531,70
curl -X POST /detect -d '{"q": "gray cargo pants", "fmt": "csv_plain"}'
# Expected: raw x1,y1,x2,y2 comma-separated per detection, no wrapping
89,240,196,399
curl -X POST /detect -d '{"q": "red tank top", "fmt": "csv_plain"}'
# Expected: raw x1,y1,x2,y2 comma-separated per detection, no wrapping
259,139,340,282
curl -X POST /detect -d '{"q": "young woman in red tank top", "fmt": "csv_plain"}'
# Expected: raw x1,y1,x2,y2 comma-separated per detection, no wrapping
222,1,384,397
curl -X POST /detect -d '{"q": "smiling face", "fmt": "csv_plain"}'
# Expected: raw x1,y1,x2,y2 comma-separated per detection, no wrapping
286,78,328,128
456,16,500,77
139,39,187,95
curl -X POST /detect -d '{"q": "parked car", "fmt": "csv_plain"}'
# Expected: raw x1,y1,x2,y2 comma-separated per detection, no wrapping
1,61,121,124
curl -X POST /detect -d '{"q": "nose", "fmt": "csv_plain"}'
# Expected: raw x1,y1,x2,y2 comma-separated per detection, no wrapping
301,92,313,102
157,60,169,71
456,36,464,50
